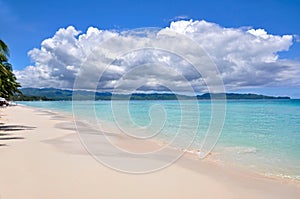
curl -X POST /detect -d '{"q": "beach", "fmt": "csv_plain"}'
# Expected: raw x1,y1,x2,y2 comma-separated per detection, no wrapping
0,105,299,199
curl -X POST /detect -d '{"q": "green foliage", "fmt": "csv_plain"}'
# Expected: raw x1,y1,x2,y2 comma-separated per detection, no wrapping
21,88,73,100
16,88,291,101
0,39,21,100
0,40,9,62
12,94,52,101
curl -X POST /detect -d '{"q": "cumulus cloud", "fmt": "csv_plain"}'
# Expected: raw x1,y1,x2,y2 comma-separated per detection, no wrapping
15,19,300,93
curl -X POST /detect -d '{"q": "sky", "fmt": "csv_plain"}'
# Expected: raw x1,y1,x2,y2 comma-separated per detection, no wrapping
1,0,300,97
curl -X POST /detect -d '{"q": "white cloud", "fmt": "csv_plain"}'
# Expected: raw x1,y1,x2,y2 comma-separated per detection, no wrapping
16,20,300,93
168,20,298,88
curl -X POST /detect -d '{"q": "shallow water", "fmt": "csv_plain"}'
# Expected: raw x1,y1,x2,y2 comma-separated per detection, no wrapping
20,99,300,180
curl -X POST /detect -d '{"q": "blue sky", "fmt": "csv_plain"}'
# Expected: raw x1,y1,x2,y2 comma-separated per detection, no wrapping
1,0,300,97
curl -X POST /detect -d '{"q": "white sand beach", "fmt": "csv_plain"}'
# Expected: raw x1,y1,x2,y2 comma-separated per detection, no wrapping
0,105,299,199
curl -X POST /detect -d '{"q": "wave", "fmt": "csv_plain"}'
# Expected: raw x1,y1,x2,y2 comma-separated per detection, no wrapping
222,146,258,154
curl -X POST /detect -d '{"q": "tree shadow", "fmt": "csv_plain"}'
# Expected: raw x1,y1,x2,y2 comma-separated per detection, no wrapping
0,136,24,140
0,124,35,146
0,125,36,132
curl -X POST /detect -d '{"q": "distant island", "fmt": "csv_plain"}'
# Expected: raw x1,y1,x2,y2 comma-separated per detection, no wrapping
12,88,291,101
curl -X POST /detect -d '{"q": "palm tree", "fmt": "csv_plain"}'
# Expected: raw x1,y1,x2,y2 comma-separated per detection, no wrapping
0,39,21,100
0,39,9,61
0,40,9,76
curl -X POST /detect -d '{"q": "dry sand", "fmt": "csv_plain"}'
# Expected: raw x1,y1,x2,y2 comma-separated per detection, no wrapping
0,105,299,199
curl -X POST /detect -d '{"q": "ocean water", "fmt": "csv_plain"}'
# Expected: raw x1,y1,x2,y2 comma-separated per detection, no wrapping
19,99,300,180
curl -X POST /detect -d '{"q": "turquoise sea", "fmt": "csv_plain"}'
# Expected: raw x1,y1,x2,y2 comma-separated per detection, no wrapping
19,99,300,180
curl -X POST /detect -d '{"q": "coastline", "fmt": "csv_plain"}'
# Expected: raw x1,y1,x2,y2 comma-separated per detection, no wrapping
0,105,299,199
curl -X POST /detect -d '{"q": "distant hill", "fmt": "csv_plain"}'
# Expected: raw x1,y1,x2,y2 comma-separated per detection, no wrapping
17,88,112,101
197,93,290,100
14,88,291,101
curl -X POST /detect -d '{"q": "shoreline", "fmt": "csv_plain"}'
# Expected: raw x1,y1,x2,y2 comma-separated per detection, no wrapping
43,103,300,184
0,105,299,198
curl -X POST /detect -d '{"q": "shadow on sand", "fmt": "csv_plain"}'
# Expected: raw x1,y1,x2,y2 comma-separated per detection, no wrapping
0,125,36,132
0,124,36,146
